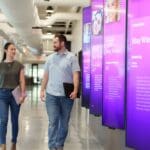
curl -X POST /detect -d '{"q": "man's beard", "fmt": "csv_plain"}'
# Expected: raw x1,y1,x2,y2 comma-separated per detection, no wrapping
54,48,59,52
54,46,61,52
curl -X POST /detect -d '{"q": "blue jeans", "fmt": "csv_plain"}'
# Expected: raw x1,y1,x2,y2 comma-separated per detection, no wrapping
46,93,74,149
0,89,20,144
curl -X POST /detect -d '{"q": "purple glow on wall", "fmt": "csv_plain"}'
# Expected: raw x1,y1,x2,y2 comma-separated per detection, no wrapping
82,7,91,108
90,0,104,115
102,0,126,129
126,0,150,149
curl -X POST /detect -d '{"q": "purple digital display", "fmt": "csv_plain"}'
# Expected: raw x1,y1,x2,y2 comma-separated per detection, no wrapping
82,7,91,108
90,0,103,115
102,0,126,128
126,0,150,149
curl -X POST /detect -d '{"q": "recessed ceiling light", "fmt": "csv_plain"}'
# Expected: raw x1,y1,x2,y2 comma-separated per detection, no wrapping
47,32,52,35
46,6,54,13
46,10,54,13
46,16,51,19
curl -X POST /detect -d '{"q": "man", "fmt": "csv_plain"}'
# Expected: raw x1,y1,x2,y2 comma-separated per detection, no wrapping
40,34,80,150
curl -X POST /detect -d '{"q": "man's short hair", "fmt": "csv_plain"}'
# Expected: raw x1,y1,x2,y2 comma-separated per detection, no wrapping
55,34,67,45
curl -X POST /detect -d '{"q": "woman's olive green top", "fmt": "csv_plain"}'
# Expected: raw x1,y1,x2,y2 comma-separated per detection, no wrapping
0,60,24,89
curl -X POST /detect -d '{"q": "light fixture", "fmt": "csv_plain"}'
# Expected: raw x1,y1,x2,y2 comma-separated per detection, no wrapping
47,25,52,28
46,11,52,19
46,16,51,19
46,6,54,13
47,32,52,35
42,34,54,40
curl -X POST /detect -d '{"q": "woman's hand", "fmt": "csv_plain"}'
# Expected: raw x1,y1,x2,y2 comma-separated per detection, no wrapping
19,93,27,104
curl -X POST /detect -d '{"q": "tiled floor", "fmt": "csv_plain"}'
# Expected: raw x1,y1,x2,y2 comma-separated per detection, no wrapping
5,86,134,150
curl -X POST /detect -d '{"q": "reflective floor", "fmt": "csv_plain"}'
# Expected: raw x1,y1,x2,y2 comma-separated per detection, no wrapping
6,86,134,150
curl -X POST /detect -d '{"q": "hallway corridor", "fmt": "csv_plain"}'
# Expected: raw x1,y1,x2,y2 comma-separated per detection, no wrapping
5,86,133,150
6,86,101,150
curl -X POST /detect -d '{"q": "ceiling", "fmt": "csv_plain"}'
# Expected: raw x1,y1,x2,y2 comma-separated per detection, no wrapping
0,0,90,62
35,5,75,35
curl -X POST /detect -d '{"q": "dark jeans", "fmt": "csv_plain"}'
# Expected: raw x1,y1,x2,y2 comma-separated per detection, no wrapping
0,89,20,144
46,93,74,149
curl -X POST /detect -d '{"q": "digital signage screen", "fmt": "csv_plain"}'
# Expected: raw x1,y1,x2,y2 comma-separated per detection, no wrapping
82,7,91,108
90,0,103,115
126,0,150,149
102,0,126,129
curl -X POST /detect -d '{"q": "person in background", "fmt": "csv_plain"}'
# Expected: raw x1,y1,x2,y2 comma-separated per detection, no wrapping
40,34,80,150
0,42,26,150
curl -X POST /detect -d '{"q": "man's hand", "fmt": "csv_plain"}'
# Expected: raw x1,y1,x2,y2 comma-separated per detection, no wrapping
40,72,48,102
40,90,46,102
69,91,77,100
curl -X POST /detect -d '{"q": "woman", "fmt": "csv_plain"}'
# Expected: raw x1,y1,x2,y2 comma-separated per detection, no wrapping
0,42,26,150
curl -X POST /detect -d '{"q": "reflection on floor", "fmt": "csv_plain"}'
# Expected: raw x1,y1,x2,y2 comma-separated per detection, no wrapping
6,86,134,150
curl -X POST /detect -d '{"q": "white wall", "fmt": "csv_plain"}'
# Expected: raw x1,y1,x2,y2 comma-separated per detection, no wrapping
42,39,53,52
71,13,83,54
